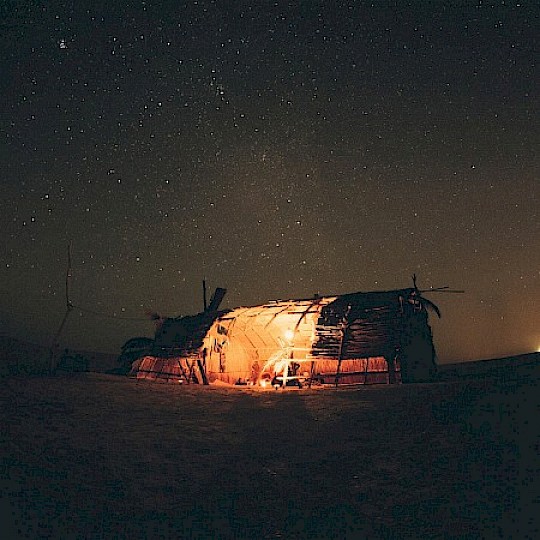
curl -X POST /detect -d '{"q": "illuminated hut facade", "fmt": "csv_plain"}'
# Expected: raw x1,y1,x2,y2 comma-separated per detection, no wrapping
131,287,438,386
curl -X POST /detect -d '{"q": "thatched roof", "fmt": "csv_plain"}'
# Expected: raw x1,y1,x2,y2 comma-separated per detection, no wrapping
152,288,436,360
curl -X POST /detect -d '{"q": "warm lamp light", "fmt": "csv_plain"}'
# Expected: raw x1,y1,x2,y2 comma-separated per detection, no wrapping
284,329,294,342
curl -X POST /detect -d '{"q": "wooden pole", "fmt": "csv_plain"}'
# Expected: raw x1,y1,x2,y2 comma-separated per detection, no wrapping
49,243,74,373
197,350,209,385
308,360,315,388
386,354,396,384
334,353,343,387
282,352,289,388
334,305,350,388
364,357,369,384
176,359,189,383
202,279,208,311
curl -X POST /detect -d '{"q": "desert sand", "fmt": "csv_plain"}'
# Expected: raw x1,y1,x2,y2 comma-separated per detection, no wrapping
1,372,537,538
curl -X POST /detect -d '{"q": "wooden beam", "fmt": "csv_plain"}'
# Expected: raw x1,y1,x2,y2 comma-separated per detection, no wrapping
197,356,209,385
49,242,74,373
334,305,351,387
308,360,316,388
176,359,189,382
282,356,289,388
386,354,396,384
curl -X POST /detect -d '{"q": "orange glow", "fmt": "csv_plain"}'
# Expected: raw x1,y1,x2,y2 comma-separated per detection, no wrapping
284,329,295,342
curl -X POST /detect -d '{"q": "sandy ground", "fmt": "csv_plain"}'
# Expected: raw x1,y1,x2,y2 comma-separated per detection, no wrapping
0,373,538,539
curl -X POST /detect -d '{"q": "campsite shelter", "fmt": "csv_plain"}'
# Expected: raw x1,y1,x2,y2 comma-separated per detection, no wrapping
131,288,438,386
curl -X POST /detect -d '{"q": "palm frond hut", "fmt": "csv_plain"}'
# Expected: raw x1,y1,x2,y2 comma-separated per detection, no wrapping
131,287,438,386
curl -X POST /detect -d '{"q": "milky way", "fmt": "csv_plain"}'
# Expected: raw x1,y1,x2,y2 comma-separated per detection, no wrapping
1,1,539,360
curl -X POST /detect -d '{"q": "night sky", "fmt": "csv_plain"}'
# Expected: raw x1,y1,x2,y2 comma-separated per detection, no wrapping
2,1,539,362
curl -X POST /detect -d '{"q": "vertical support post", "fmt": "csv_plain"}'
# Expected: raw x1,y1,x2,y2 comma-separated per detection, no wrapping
176,359,189,382
364,358,369,384
334,305,350,388
282,351,289,388
308,360,315,388
49,242,74,374
334,356,342,387
197,349,209,385
386,354,396,384
187,359,199,384
202,279,208,311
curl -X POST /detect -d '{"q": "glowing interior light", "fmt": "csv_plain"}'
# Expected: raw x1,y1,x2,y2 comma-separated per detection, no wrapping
284,329,295,342
259,379,268,388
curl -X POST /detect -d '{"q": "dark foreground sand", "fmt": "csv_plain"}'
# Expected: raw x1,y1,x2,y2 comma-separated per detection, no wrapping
1,372,538,539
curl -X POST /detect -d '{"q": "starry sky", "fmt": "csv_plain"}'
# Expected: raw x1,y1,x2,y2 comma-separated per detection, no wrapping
1,1,539,362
